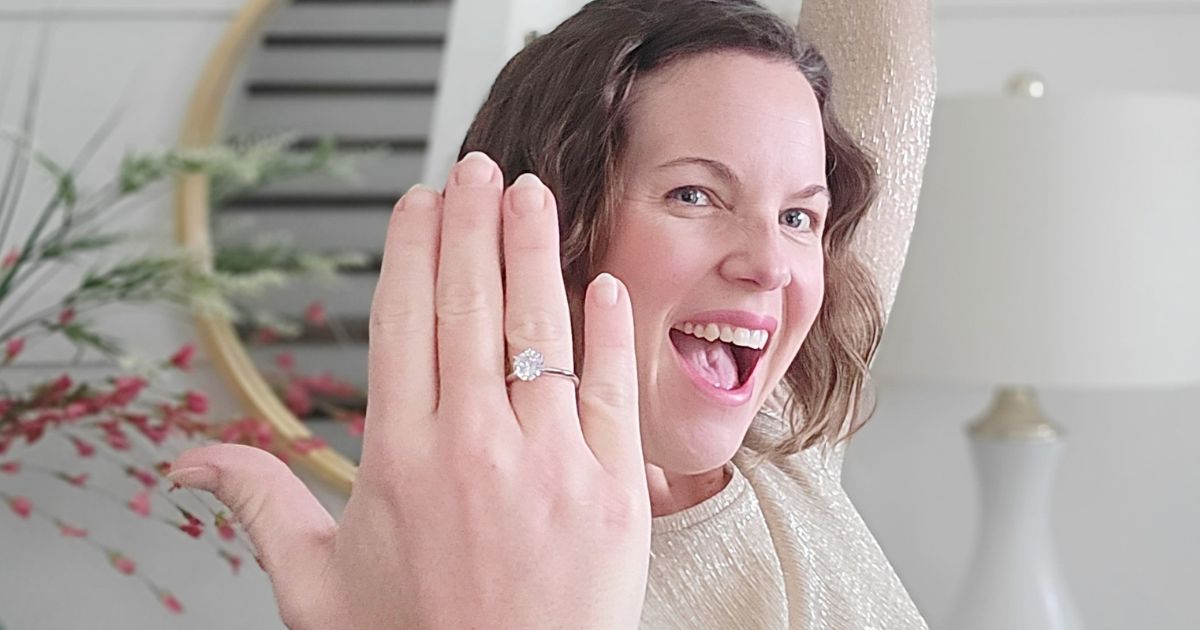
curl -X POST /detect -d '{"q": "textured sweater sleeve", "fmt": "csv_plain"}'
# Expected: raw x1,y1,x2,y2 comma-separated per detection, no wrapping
799,0,937,320
797,0,937,476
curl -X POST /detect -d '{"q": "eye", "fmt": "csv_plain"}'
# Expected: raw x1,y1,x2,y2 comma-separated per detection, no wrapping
667,186,713,206
780,208,817,233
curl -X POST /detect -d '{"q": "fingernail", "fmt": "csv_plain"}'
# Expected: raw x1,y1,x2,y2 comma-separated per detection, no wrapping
401,183,437,210
511,172,545,213
455,151,497,185
166,465,218,490
593,272,619,307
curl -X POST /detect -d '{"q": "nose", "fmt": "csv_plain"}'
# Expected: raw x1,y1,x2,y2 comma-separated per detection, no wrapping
719,225,792,291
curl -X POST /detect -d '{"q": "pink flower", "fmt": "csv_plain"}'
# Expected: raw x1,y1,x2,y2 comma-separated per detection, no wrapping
109,376,146,406
58,472,89,487
169,344,195,370
215,511,236,541
304,301,328,327
21,419,45,445
292,436,327,455
254,327,280,344
274,351,296,372
1,247,19,269
104,430,131,451
219,417,274,449
301,373,357,398
126,466,158,489
4,337,24,362
283,382,312,416
57,307,75,326
59,522,88,538
160,592,184,614
8,496,32,518
219,549,243,574
0,461,19,474
179,510,204,538
127,490,152,517
346,413,366,437
70,436,96,458
109,552,136,575
50,373,73,394
182,390,208,414
136,422,169,445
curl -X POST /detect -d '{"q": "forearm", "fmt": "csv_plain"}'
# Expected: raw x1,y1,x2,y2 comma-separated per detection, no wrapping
797,0,937,319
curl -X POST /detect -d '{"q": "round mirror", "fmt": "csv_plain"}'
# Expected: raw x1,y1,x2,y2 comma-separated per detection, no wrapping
178,0,453,492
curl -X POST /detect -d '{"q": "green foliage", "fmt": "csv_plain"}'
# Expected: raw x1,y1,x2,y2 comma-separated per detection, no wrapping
0,129,367,363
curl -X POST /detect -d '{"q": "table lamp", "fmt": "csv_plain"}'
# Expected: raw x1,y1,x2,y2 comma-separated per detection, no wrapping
870,78,1200,630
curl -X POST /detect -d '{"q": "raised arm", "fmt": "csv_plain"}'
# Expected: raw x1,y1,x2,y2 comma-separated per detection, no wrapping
798,0,937,321
796,0,936,475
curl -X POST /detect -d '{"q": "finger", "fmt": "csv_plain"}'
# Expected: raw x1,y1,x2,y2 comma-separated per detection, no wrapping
578,273,645,485
367,185,442,442
436,151,507,412
168,444,336,594
502,173,578,437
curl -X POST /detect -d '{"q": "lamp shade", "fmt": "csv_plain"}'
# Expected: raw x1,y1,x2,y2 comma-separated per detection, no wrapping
871,94,1200,390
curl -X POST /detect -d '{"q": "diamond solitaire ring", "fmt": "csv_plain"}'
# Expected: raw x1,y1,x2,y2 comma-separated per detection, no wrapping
505,347,580,387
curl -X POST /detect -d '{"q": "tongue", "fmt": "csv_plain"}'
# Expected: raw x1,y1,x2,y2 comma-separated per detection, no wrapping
672,331,739,390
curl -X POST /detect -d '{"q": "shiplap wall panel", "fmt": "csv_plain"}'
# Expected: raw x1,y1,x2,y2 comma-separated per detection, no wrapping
248,47,444,83
217,209,390,252
266,3,450,36
254,151,423,196
236,274,377,319
228,94,435,138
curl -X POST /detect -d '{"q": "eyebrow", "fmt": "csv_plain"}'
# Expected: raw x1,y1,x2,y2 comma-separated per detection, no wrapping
656,156,831,203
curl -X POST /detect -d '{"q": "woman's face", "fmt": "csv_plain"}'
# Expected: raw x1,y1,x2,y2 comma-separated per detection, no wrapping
598,51,829,474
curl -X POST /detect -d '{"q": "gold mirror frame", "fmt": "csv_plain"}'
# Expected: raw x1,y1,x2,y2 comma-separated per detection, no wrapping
175,0,356,493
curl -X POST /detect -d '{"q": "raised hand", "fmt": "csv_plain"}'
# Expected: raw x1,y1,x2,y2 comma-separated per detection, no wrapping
168,152,651,629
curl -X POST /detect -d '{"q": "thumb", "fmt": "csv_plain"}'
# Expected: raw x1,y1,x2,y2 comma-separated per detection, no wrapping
169,443,337,579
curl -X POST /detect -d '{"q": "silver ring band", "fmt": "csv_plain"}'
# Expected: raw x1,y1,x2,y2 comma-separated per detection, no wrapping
506,347,580,388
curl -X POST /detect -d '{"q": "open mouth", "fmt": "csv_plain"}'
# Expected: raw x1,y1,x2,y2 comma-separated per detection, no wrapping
668,321,769,394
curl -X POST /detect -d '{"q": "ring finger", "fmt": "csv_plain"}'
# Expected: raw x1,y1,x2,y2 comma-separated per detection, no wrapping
502,172,580,439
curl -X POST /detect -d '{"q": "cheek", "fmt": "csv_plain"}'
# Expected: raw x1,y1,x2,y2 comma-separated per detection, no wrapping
782,254,826,349
599,212,713,304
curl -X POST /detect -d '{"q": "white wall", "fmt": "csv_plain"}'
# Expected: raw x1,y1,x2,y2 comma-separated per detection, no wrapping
841,2,1200,630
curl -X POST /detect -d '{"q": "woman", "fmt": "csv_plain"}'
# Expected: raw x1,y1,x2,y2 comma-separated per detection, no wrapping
168,0,935,628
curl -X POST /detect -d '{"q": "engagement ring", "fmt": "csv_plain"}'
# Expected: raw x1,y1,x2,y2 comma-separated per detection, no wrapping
506,348,580,387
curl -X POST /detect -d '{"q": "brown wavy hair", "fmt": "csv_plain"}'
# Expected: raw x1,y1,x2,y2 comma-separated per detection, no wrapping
458,0,884,461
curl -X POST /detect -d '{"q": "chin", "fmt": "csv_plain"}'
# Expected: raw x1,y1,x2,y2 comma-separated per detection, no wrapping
640,400,758,475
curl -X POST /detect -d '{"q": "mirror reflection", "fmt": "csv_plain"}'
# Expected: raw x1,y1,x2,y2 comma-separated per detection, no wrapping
213,1,455,464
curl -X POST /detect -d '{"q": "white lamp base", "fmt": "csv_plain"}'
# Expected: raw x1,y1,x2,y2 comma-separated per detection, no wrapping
941,386,1085,630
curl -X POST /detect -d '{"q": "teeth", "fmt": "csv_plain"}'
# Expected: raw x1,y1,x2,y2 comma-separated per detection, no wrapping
675,321,770,350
